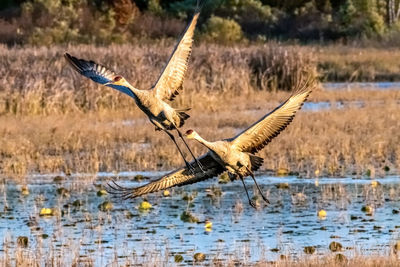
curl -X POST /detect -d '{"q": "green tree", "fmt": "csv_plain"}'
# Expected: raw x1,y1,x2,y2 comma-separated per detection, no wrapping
338,0,356,28
203,15,243,44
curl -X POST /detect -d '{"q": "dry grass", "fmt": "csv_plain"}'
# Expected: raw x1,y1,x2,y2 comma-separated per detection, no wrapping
0,44,399,180
313,45,400,82
1,241,399,267
0,87,398,180
0,42,316,115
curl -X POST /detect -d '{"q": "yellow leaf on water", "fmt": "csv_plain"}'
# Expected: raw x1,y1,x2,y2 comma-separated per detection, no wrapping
139,201,152,210
318,209,327,219
39,208,53,216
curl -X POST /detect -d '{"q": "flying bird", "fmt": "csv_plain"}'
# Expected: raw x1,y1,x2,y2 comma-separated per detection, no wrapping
64,2,204,172
107,76,315,208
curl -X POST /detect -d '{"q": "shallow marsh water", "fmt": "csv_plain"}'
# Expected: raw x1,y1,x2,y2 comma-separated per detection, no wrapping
0,174,399,265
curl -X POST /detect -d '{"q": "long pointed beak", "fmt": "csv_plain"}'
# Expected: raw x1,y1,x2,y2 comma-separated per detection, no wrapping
104,82,111,86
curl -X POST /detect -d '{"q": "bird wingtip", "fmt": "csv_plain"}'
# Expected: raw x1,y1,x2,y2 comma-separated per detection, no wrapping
64,52,75,63
195,0,206,13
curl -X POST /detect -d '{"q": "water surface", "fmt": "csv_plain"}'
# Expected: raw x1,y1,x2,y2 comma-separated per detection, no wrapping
0,174,399,265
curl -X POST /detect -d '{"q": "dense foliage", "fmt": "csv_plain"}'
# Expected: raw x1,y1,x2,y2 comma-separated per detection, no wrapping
1,0,400,45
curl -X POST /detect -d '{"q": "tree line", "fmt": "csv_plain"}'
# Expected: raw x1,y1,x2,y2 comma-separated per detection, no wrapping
1,0,400,45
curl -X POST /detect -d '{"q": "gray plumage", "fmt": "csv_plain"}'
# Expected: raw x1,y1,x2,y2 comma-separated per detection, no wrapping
108,75,316,206
65,3,204,170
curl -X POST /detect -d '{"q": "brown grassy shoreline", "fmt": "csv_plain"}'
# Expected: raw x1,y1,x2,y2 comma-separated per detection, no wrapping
0,88,399,180
1,244,399,267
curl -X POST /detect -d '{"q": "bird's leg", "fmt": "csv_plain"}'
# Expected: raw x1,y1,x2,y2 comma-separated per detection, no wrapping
246,167,269,204
163,130,195,174
239,175,256,209
175,127,205,173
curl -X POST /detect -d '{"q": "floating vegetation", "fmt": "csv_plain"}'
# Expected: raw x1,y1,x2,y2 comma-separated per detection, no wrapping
292,192,307,205
276,183,290,189
163,190,170,197
371,180,381,188
193,252,206,262
329,241,343,252
97,189,108,197
21,186,29,196
174,254,183,263
218,173,230,184
56,187,69,197
303,246,316,254
72,200,83,207
133,175,145,181
318,209,327,219
361,205,374,215
139,201,152,211
180,211,199,223
204,220,213,231
125,211,135,219
39,208,54,216
98,201,113,212
206,186,222,199
182,192,197,202
276,168,289,176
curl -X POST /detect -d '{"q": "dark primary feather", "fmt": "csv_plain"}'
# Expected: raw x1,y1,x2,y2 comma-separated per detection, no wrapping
64,53,117,85
230,75,316,154
64,53,137,98
107,153,225,199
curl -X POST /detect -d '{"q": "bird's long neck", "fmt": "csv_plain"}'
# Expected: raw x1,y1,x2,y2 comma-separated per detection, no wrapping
194,134,215,151
124,82,141,99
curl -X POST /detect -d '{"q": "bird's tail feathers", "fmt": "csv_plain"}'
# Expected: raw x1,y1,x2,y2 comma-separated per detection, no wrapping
249,154,264,172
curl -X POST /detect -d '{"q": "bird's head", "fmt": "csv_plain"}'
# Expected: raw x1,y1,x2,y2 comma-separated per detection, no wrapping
105,75,127,87
185,129,197,139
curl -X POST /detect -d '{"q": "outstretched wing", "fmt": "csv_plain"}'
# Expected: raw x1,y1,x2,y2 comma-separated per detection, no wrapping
107,153,224,199
64,53,135,98
152,6,201,101
230,76,315,154
64,53,117,85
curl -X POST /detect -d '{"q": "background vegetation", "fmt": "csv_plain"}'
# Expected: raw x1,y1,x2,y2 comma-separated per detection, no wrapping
2,0,400,46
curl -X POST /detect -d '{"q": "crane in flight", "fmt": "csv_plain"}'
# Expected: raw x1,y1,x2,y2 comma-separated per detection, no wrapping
108,76,315,208
64,2,204,173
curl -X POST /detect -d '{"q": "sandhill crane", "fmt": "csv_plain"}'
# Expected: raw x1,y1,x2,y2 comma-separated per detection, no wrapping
108,76,315,208
64,2,204,172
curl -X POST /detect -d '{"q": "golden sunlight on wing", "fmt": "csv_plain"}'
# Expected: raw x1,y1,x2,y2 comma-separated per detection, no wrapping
152,8,201,101
230,75,316,154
